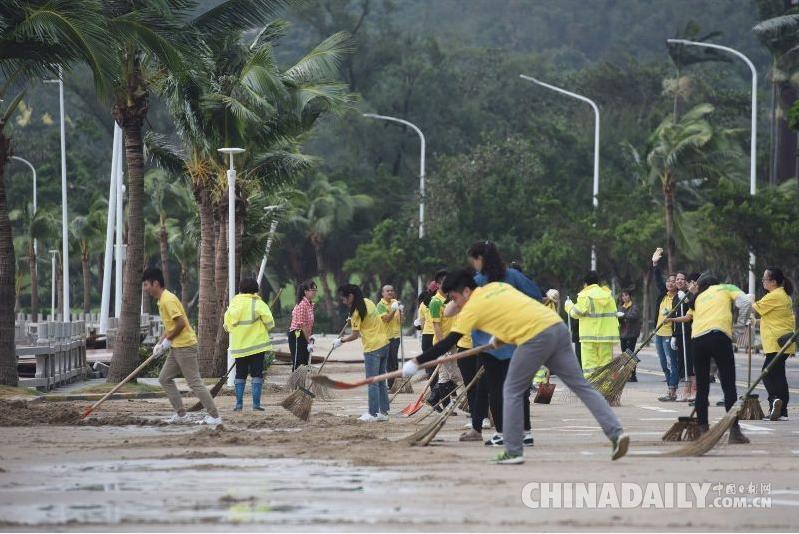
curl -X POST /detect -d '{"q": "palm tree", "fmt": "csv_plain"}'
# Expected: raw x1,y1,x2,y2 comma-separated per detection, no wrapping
647,103,742,273
71,197,107,313
9,204,59,318
169,222,198,314
0,1,109,385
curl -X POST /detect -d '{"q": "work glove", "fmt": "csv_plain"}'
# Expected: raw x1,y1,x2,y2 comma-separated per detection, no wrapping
670,337,677,351
153,338,171,357
616,311,625,318
546,288,560,302
488,336,498,347
677,290,686,301
402,359,419,377
391,301,400,312
398,303,405,313
564,297,574,309
413,318,422,329
652,247,663,265
307,342,314,354
332,338,343,350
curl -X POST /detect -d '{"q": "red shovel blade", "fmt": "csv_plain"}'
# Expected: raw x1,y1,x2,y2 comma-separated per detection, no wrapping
400,398,424,417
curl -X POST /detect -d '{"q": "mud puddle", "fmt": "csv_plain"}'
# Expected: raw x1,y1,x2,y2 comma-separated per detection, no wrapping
0,457,415,527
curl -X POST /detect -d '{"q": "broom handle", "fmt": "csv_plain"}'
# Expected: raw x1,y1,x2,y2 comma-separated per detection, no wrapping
747,322,753,389
680,300,688,381
399,310,405,366
630,293,691,359
740,330,798,401
361,344,492,388
82,349,163,417
317,319,351,374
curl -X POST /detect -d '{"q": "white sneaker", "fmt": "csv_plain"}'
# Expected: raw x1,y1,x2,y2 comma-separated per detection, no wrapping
375,413,389,422
357,413,378,422
165,413,190,424
201,415,223,426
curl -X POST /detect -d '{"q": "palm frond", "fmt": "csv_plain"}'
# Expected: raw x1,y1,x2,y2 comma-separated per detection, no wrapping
284,32,354,83
190,0,293,36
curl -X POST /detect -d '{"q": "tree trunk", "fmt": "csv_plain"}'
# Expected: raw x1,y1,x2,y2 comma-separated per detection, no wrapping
140,259,151,315
82,248,91,313
0,130,17,385
769,78,778,186
107,68,148,383
29,241,38,319
663,176,676,275
179,262,190,314
195,187,217,376
159,215,171,289
777,82,798,182
312,239,335,319
212,196,229,377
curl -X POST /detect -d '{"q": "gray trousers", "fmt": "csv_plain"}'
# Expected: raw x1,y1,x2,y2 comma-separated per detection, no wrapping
159,345,219,418
503,322,623,455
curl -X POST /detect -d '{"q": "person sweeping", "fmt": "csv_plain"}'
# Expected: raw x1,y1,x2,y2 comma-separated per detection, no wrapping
667,274,753,442
564,271,619,380
376,285,403,388
753,267,795,421
142,268,221,426
427,270,461,409
404,269,629,464
335,284,391,422
617,289,641,382
223,277,275,412
289,280,317,371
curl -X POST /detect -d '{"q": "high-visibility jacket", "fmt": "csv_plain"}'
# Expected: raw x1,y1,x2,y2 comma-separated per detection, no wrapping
565,284,619,344
224,293,275,358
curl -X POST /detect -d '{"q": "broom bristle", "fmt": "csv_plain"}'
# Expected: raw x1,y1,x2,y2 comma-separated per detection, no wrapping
662,420,688,441
586,354,637,405
309,377,334,400
663,409,740,457
389,381,401,394
281,388,314,421
399,380,414,393
682,420,701,441
286,365,312,390
739,395,765,420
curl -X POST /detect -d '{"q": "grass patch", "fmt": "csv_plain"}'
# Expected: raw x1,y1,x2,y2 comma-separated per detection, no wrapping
74,382,162,394
0,385,42,398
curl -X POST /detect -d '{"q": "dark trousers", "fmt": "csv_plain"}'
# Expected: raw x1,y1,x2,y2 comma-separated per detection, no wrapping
472,353,530,433
387,337,400,388
422,334,434,377
693,331,738,425
456,349,481,427
621,337,637,379
676,334,694,378
235,352,265,379
762,353,789,417
288,330,309,371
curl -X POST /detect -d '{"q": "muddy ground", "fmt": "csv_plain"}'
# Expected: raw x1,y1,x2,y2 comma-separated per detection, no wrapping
1,350,798,531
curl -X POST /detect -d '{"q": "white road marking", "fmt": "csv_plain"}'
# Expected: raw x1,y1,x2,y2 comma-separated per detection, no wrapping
579,451,594,456
640,417,680,421
638,405,679,413
739,423,773,434
772,490,799,495
770,499,799,507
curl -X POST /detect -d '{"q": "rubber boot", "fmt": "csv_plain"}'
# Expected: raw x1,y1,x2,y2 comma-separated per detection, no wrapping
234,379,245,411
251,377,264,411
728,420,750,444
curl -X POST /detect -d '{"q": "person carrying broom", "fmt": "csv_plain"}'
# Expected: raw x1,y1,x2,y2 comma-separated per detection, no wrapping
753,267,795,421
667,274,753,442
289,280,317,372
223,278,275,412
403,269,629,464
334,284,391,422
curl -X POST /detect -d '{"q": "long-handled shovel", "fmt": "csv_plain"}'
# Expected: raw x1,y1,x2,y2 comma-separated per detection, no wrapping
400,365,439,416
188,289,283,412
81,347,165,418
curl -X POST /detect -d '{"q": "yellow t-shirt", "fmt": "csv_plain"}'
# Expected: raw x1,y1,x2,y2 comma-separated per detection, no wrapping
656,294,674,337
688,284,743,340
351,298,389,353
428,291,453,341
754,287,796,354
376,298,401,339
420,302,434,335
451,282,562,346
157,289,197,348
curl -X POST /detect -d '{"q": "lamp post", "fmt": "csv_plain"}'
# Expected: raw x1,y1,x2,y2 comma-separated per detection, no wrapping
218,147,245,386
666,39,758,295
44,65,69,319
519,74,600,270
362,113,426,295
10,156,37,257
49,249,58,319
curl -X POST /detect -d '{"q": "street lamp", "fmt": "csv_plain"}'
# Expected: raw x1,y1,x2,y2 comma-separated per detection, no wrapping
218,147,245,386
666,39,758,295
519,74,600,270
362,113,426,295
44,65,69,319
10,156,37,257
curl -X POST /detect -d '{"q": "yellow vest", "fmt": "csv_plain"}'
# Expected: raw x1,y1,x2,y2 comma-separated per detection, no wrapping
224,293,275,358
566,284,619,344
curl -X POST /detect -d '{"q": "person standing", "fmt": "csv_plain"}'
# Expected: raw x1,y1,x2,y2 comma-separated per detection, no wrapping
668,275,753,442
565,271,619,380
674,271,696,401
289,280,316,372
463,242,542,446
415,282,437,378
428,270,461,408
403,269,629,464
617,290,641,382
650,248,680,401
753,267,795,421
335,284,390,422
376,285,403,388
142,268,221,425
223,278,275,411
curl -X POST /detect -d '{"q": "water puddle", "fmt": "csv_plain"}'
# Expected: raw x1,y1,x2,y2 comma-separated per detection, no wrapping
0,457,404,527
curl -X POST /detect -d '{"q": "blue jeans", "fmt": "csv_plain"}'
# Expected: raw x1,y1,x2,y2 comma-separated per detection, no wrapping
364,345,390,415
655,335,679,389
